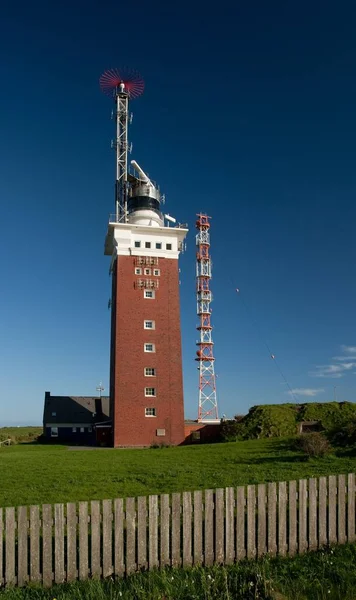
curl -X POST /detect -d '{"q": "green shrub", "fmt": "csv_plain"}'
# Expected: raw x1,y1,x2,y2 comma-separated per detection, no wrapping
330,420,356,448
294,432,331,458
230,405,298,440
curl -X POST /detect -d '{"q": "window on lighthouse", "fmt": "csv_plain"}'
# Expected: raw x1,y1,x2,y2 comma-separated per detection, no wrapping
144,320,155,329
145,368,156,376
145,387,156,397
145,408,157,417
144,290,155,299
166,243,172,250
145,241,151,249
144,343,155,353
134,241,141,248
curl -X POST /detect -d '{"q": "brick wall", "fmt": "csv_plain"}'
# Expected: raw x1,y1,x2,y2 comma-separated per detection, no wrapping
111,255,185,447
184,422,222,444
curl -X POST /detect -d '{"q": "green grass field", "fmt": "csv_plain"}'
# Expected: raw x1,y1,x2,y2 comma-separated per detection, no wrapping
1,543,356,599
1,436,355,508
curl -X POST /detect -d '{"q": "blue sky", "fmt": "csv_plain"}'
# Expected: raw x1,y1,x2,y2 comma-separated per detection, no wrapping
1,0,356,425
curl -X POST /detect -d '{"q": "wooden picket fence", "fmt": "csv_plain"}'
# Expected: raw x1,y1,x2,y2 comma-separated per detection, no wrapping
0,473,355,588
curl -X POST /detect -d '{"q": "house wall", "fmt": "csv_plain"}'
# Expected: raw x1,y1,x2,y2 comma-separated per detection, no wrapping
44,425,94,444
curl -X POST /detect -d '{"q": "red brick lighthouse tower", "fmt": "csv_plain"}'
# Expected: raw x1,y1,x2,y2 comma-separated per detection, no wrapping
100,68,188,447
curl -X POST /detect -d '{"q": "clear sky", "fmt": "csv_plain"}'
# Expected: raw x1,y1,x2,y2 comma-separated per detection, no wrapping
1,0,356,425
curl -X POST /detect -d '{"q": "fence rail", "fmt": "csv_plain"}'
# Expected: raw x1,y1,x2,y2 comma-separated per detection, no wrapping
0,473,355,587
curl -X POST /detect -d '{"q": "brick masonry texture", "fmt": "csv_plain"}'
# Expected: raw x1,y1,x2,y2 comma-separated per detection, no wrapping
111,255,185,447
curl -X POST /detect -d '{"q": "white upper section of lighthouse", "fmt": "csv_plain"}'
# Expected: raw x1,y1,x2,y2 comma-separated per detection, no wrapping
102,78,188,261
105,221,188,260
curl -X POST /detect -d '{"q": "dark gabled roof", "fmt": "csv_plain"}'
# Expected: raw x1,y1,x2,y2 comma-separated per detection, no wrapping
43,392,110,425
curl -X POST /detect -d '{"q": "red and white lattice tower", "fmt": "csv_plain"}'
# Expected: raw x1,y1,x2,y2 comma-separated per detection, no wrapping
195,214,219,422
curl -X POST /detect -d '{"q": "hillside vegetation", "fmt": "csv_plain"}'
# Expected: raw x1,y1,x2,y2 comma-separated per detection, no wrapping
0,426,42,444
221,401,356,441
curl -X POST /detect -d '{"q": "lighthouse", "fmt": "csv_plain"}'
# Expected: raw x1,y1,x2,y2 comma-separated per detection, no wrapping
100,68,188,447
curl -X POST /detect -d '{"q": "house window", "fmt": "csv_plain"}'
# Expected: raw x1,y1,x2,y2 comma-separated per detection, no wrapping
145,387,156,397
144,320,155,329
51,412,56,417
88,426,92,433
153,269,160,276
166,243,172,250
134,241,141,248
156,242,162,249
145,367,156,377
145,242,151,249
72,427,77,433
144,268,151,276
144,290,155,299
135,267,142,275
145,408,157,417
51,427,58,437
156,429,166,436
80,427,85,433
144,343,155,353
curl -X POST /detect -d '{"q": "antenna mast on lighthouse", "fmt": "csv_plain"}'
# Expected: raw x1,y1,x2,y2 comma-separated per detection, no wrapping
99,68,145,222
195,214,219,422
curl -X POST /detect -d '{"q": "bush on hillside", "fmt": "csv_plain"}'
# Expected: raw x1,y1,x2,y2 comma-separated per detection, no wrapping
230,405,298,440
294,432,331,459
330,420,356,448
300,402,356,430
220,420,244,442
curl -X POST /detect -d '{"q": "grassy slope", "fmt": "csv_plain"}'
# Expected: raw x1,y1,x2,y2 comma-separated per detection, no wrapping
0,427,42,442
1,544,356,599
1,438,355,507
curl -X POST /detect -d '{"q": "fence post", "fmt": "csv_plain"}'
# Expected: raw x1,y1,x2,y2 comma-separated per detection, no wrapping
182,492,192,567
78,502,89,581
114,498,124,577
215,488,224,564
29,506,40,583
288,481,297,556
54,504,65,584
225,487,235,564
160,494,170,567
268,482,277,555
42,504,53,587
90,501,101,579
328,476,337,544
338,475,346,544
149,495,159,569
298,479,307,553
17,506,28,587
126,497,136,574
66,503,77,582
308,479,317,550
257,483,266,557
246,485,256,559
103,499,113,578
204,489,214,566
137,496,147,570
236,486,246,560
278,482,287,556
171,493,181,567
193,491,203,566
318,477,327,547
348,474,355,543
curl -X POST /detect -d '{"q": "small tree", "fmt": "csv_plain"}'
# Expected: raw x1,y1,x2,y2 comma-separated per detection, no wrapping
295,432,331,459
